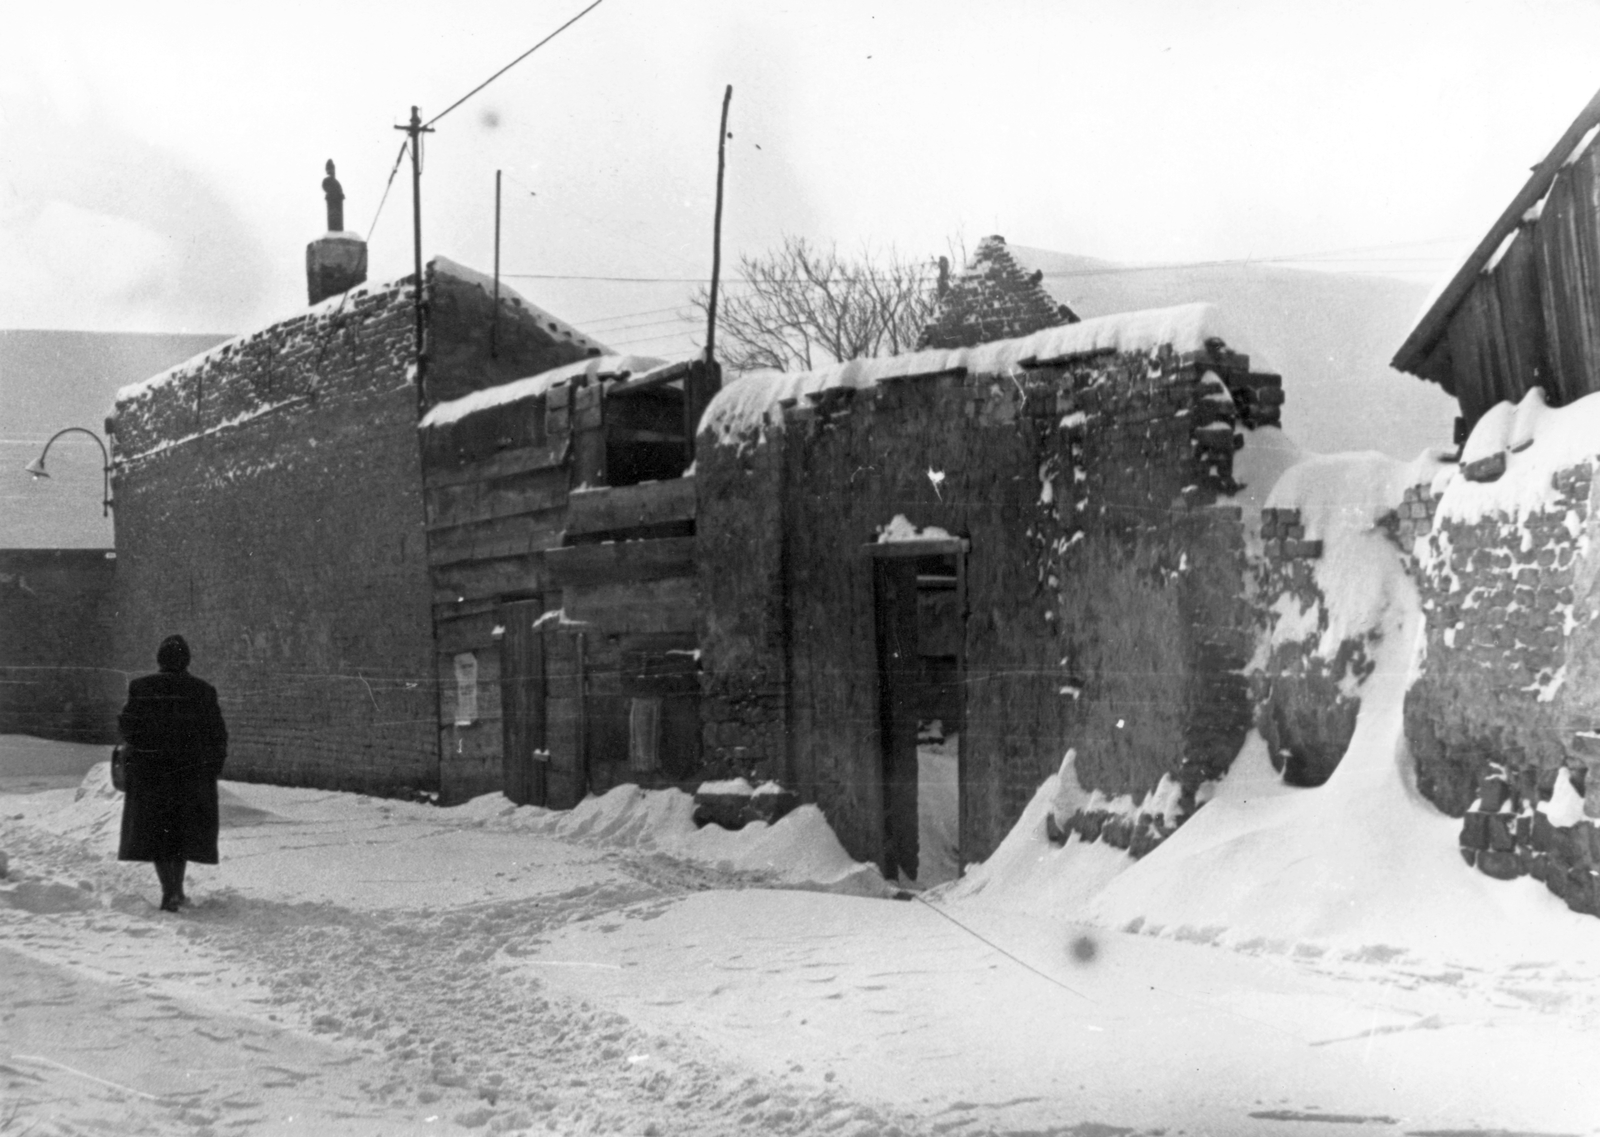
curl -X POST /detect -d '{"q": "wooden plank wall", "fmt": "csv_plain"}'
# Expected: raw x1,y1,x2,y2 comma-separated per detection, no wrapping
1441,142,1600,425
422,383,577,803
421,371,704,805
547,478,701,795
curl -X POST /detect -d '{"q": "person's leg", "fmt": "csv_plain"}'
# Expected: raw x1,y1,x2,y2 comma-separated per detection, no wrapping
153,860,178,909
173,860,188,907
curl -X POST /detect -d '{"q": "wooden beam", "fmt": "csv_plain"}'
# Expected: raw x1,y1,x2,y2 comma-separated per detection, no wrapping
565,478,696,536
1394,84,1600,376
422,437,569,489
544,536,696,587
607,360,693,397
426,514,566,567
431,555,544,606
561,575,699,635
425,467,568,530
862,538,969,559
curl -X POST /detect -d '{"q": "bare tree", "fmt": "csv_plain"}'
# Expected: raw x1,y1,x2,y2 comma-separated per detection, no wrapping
693,237,938,373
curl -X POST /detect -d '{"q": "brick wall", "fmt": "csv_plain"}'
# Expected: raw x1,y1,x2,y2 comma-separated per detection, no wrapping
111,279,438,794
1398,461,1600,914
0,548,120,742
109,260,594,799
1248,508,1371,786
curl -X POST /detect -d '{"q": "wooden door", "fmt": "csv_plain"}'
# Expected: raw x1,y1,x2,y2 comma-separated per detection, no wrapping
498,598,546,806
873,558,921,882
543,630,588,809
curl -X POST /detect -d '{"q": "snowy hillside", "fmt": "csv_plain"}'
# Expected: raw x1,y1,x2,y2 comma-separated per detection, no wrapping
1009,244,1457,459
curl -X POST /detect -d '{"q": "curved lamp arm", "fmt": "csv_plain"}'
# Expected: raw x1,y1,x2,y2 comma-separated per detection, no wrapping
25,426,113,516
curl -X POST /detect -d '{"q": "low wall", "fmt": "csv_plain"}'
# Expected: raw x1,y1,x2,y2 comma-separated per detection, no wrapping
1403,459,1600,914
0,549,119,743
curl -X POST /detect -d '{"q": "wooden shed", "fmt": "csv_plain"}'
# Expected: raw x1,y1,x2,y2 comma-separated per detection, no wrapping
1393,87,1600,430
418,355,719,804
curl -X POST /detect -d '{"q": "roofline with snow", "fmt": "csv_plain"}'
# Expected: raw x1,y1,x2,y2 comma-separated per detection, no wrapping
1392,84,1600,378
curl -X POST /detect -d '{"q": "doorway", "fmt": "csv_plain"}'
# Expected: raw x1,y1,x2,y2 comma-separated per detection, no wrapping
871,541,966,886
498,597,547,807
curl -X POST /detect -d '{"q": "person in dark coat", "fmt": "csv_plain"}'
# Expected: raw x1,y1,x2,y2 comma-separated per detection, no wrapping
118,634,228,912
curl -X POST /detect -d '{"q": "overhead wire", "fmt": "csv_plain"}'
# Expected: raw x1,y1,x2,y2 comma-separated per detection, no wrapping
366,140,411,243
425,0,607,128
498,237,1468,287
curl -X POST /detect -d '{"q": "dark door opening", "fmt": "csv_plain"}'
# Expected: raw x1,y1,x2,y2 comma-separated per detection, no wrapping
871,542,966,886
499,597,547,807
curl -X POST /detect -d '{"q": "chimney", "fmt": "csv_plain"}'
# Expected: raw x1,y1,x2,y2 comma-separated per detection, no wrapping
305,159,367,304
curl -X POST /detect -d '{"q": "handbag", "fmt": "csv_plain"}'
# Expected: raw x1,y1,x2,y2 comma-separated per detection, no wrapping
110,744,128,792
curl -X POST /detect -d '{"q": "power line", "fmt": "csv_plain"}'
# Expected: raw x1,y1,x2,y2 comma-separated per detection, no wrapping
426,0,606,127
579,304,697,327
498,237,1470,287
366,140,411,242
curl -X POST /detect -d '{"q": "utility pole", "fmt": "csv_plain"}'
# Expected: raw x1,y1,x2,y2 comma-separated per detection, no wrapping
704,85,733,368
395,106,435,413
492,169,502,360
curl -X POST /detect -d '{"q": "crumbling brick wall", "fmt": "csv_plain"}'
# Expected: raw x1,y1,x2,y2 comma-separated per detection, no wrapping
698,342,1265,867
1248,509,1374,786
0,549,120,742
1401,461,1600,914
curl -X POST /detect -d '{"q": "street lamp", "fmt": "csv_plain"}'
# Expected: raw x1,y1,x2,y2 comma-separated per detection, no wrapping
25,427,113,517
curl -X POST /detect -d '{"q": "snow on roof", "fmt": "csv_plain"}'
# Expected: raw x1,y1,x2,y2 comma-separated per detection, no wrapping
115,255,605,407
701,302,1234,442
114,277,389,405
418,354,671,429
1483,228,1520,275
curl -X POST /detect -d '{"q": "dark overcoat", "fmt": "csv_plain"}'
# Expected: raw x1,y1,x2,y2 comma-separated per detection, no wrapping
117,670,228,863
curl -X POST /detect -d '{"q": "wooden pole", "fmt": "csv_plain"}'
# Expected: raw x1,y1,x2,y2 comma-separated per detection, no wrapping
395,105,434,413
492,169,502,360
704,85,733,366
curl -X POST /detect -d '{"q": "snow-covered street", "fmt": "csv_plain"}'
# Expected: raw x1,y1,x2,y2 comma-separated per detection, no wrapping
6,727,1600,1137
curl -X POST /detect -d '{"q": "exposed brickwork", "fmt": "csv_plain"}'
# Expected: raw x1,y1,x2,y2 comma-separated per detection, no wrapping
110,261,595,801
0,549,120,742
112,280,437,796
919,235,1076,350
1399,459,1600,916
1249,507,1370,786
1405,464,1587,815
697,343,1264,867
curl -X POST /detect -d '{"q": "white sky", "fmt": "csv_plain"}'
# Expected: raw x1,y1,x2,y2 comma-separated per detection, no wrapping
3,0,1599,357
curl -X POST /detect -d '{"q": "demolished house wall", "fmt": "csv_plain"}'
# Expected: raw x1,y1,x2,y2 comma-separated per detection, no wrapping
697,326,1266,869
1400,458,1600,915
110,262,594,799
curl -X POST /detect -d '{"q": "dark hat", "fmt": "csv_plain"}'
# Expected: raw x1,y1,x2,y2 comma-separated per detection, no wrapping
156,635,191,673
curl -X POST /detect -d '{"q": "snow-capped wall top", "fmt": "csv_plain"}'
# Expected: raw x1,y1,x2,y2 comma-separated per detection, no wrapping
419,354,671,429
114,277,389,405
115,255,605,407
701,302,1232,443
1438,386,1600,525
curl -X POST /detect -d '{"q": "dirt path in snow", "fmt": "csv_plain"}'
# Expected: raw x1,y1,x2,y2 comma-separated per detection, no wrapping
1,813,928,1137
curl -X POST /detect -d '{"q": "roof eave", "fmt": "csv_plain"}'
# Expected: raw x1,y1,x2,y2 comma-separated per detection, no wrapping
1392,84,1600,377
